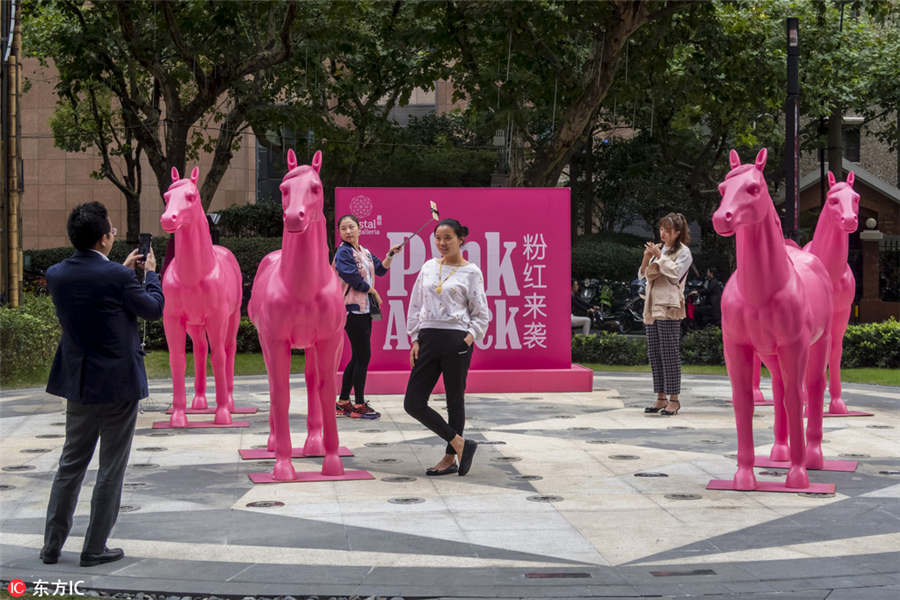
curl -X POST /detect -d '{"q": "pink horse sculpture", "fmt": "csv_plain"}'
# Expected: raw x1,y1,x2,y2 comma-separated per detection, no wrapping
248,149,346,480
805,171,859,413
161,167,242,426
714,149,832,490
750,171,860,418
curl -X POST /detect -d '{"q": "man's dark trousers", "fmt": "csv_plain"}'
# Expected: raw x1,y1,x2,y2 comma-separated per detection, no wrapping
44,399,139,554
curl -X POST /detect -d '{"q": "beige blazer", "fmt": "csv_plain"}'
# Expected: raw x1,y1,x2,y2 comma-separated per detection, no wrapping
642,246,690,324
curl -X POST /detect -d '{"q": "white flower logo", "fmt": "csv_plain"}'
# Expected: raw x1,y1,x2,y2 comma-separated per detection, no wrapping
349,195,373,218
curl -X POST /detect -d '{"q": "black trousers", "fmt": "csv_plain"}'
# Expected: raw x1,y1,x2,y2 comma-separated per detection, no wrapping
403,328,473,455
43,398,139,555
340,313,373,404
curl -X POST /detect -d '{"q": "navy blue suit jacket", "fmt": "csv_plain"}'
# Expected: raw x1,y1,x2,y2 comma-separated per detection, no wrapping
46,250,164,404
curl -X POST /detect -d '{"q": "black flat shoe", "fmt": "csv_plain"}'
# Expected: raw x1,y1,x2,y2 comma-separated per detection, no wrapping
458,439,478,476
80,547,124,567
40,548,59,564
426,464,458,476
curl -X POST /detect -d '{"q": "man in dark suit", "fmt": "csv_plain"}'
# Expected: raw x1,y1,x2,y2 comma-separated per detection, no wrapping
40,202,164,567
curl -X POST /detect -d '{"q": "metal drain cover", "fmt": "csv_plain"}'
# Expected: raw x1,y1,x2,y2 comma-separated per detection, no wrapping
130,463,158,469
665,493,702,500
118,505,140,512
246,501,285,508
148,432,172,437
0,484,15,491
799,492,836,498
359,429,384,433
50,422,66,427
568,427,594,431
839,453,870,458
123,482,148,488
634,472,668,478
20,448,51,454
478,440,506,445
372,458,399,464
510,475,543,481
492,456,522,463
383,476,417,483
365,442,389,447
609,455,640,460
667,426,692,430
388,497,425,505
251,444,269,450
36,433,64,439
701,440,723,445
2,465,35,472
757,471,783,477
867,425,893,429
527,495,563,503
136,447,167,452
878,470,900,476
586,439,614,444
553,415,575,419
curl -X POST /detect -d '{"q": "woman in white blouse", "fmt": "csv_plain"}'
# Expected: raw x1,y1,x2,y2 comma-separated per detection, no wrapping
404,218,491,477
639,212,693,416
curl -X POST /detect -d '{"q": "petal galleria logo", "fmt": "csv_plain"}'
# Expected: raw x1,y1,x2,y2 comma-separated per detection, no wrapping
349,194,373,218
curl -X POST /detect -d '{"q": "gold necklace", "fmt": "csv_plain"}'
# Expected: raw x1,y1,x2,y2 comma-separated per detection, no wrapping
434,260,460,293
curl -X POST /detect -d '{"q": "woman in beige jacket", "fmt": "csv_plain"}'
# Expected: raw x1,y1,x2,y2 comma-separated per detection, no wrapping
639,213,693,415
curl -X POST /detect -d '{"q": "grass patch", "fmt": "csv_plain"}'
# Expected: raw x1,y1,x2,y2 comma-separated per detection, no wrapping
143,351,306,380
582,364,900,386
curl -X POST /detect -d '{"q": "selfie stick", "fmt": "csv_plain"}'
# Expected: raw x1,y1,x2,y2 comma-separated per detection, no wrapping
389,201,439,257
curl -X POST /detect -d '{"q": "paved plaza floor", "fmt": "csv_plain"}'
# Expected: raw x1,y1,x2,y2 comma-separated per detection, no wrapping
1,372,899,599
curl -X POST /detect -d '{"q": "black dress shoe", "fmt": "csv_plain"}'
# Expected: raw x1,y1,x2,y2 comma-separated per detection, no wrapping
80,547,124,567
40,548,59,564
425,464,458,476
458,439,478,476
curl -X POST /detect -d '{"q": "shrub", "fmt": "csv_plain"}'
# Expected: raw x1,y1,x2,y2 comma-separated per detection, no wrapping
571,332,647,365
842,318,900,368
681,326,724,365
0,295,61,383
142,317,262,354
216,203,283,238
26,237,169,273
572,240,643,282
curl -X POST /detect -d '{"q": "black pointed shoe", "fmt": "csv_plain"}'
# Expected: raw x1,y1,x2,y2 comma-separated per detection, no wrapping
80,547,124,567
458,439,478,476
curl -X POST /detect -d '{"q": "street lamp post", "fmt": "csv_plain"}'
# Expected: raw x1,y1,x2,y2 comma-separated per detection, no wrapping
784,17,800,242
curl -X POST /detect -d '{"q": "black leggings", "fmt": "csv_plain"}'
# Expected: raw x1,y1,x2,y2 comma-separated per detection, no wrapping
340,313,372,403
403,328,473,455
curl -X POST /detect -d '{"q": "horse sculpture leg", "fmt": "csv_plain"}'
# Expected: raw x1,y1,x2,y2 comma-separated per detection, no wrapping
224,309,240,412
724,340,757,490
302,345,325,457
827,308,850,414
206,320,233,425
315,333,344,476
164,314,189,427
777,341,810,488
764,355,789,461
262,338,295,480
805,333,830,469
186,325,208,411
752,354,766,404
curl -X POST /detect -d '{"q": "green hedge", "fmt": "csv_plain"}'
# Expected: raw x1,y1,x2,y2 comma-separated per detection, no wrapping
0,295,61,383
142,316,262,353
572,240,643,282
216,203,283,238
571,332,647,365
842,318,900,368
25,237,170,273
681,326,725,365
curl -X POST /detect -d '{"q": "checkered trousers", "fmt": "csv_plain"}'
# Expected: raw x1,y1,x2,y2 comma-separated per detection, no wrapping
645,320,682,395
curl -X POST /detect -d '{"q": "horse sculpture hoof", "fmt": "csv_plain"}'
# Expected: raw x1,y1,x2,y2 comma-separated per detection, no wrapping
752,389,766,404
303,436,325,457
272,459,296,481
191,394,208,410
828,398,848,414
733,468,757,491
214,407,232,425
769,443,790,462
266,434,276,452
321,454,344,476
785,466,809,488
805,444,824,469
169,410,188,428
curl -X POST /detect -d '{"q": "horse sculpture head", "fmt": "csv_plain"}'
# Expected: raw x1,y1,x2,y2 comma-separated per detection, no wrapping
280,148,323,233
824,170,859,233
713,149,774,237
161,167,202,233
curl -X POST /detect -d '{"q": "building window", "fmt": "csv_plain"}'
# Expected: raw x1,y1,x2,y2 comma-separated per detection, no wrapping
843,125,860,163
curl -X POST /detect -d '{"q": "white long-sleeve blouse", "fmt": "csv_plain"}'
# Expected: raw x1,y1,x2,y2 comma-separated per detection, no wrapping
406,258,492,342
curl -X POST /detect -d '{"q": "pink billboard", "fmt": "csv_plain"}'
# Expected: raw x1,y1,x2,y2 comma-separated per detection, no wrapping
335,188,574,378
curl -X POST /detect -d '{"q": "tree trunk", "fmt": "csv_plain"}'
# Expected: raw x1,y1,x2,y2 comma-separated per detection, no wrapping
828,108,843,180
126,191,141,244
582,133,593,235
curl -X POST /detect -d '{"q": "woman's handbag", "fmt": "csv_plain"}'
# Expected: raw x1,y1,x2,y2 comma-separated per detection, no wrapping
368,292,382,321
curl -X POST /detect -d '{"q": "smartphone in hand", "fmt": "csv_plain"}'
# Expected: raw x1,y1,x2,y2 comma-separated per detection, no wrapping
138,233,152,259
